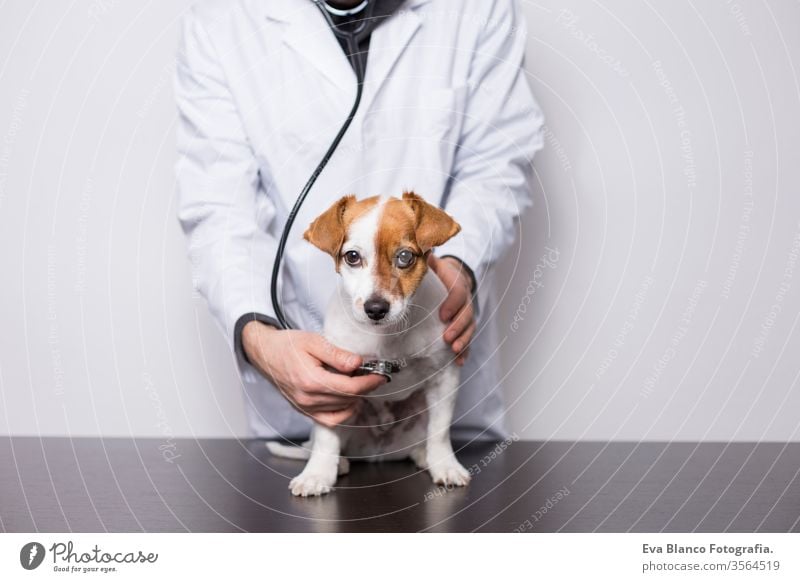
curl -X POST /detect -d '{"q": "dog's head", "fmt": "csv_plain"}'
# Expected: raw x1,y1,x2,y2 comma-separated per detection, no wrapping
303,191,461,326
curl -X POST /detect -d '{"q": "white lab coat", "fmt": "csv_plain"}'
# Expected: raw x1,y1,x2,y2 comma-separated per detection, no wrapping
175,0,544,440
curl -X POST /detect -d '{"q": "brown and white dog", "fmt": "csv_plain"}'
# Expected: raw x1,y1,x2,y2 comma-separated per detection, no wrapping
267,191,471,496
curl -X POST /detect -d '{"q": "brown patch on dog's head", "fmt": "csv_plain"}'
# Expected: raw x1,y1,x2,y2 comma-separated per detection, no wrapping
303,195,380,269
374,191,461,299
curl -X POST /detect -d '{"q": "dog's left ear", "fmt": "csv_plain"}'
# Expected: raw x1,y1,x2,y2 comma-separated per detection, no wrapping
403,191,461,252
303,195,355,263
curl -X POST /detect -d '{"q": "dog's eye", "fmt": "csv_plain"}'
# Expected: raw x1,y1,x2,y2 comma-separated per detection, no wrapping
395,249,416,269
343,250,362,266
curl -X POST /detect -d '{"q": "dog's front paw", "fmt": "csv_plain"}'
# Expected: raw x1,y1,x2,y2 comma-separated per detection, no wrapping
428,458,471,487
289,471,337,497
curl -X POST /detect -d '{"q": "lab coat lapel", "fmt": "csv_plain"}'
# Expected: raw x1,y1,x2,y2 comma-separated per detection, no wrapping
269,0,356,91
360,7,422,111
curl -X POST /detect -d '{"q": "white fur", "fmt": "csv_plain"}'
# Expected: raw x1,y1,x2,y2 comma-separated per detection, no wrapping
272,200,469,496
338,201,382,325
337,198,411,326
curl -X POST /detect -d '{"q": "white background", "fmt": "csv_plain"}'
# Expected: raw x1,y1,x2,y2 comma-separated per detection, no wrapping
0,0,798,441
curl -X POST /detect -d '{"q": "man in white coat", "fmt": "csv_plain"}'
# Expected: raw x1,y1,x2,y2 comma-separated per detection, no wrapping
175,0,544,441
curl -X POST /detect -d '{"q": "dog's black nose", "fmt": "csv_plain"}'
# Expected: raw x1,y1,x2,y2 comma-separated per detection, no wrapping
364,297,390,321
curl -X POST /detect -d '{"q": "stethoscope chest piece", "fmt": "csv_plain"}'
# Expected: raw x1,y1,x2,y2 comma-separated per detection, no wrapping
354,360,402,382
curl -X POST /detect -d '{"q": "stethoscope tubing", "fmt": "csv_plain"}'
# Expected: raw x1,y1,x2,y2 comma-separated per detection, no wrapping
270,1,373,330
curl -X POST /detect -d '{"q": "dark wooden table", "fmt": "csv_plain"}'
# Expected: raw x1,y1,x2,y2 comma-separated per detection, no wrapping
1,437,797,532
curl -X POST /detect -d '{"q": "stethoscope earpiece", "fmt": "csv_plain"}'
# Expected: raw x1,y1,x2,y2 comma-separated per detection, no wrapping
320,0,370,18
316,0,376,46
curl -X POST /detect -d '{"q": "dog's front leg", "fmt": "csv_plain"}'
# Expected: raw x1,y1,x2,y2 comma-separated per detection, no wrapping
424,364,471,487
289,425,342,497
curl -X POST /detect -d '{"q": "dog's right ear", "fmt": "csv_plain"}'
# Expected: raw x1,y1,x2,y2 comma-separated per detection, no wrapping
303,195,355,264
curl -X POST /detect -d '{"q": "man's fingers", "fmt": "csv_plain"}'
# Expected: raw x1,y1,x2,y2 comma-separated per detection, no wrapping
452,320,476,353
426,253,441,272
444,303,473,343
429,254,474,322
307,336,362,373
428,254,455,282
439,280,472,322
292,390,357,410
455,346,470,366
313,404,360,428
309,401,359,413
439,290,464,323
428,255,459,319
313,368,387,396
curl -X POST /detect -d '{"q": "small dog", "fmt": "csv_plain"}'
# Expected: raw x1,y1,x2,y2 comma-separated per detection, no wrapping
267,191,471,496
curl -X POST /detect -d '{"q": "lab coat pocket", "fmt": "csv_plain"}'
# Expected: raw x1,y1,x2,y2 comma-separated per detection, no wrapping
363,86,467,193
366,86,464,142
420,86,467,143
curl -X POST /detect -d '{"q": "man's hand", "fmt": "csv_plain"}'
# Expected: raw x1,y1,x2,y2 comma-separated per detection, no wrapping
428,255,476,366
241,322,386,427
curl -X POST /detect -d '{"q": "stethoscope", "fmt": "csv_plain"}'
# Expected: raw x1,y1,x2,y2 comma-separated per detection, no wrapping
269,0,399,380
